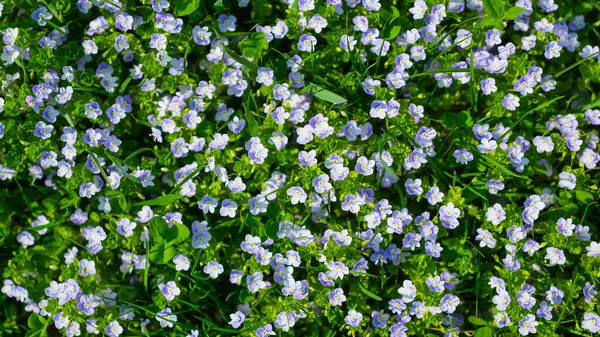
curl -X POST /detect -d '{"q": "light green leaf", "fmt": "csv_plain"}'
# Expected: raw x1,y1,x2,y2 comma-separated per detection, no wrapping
24,221,60,232
479,16,503,29
28,314,46,329
25,314,47,337
240,33,268,60
575,190,594,204
173,0,201,16
308,84,347,105
482,0,504,18
503,6,524,20
149,243,177,264
474,327,493,337
468,316,488,326
132,194,184,207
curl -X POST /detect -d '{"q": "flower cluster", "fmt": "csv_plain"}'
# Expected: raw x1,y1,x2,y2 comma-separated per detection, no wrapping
0,0,600,336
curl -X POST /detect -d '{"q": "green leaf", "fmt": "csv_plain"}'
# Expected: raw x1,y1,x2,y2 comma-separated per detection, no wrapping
500,95,565,139
132,194,184,207
503,6,524,20
379,6,400,20
474,327,493,337
382,18,401,40
575,190,594,204
307,84,347,105
244,103,260,137
24,221,60,232
468,316,488,326
118,195,130,213
479,155,532,181
581,99,600,111
149,243,177,264
239,289,253,303
479,16,503,29
173,0,201,16
442,111,473,129
124,147,157,163
25,314,47,337
118,71,135,93
240,33,268,60
482,0,504,18
213,0,225,13
358,283,382,301
27,314,46,329
224,46,259,73
149,217,190,246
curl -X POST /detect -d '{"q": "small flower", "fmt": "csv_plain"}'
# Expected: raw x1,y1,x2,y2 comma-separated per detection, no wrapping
545,247,566,265
582,312,600,333
158,281,181,301
228,311,245,329
173,255,190,271
344,309,363,327
203,261,224,279
518,314,538,335
453,149,473,164
558,171,576,190
105,321,123,337
503,93,520,111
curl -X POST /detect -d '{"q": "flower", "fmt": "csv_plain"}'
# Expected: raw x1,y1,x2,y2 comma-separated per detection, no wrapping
344,309,363,327
328,288,346,306
158,281,181,301
486,204,506,225
545,247,566,265
203,261,224,279
518,314,538,335
228,311,245,329
105,321,123,337
583,312,600,333
558,171,576,190
173,255,190,271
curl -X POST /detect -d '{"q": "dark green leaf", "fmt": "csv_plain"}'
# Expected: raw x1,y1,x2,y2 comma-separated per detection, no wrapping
239,289,253,303
382,18,401,40
150,217,190,247
124,147,157,163
224,46,259,73
214,0,225,13
358,283,382,301
244,103,260,137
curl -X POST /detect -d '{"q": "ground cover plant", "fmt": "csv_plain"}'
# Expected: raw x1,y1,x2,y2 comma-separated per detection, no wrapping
0,0,600,336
